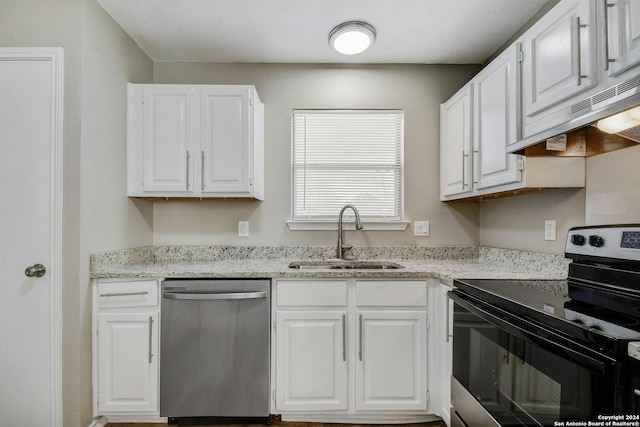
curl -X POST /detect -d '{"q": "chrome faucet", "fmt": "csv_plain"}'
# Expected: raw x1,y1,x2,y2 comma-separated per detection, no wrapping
337,205,364,259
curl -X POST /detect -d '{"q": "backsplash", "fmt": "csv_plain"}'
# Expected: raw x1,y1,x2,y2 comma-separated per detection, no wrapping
91,245,569,275
91,245,479,270
479,246,571,273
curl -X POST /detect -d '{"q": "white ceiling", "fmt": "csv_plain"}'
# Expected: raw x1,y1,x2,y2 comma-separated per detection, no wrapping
96,0,550,64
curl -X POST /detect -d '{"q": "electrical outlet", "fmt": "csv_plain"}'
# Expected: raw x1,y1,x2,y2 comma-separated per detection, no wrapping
414,221,430,237
238,221,249,237
544,220,556,241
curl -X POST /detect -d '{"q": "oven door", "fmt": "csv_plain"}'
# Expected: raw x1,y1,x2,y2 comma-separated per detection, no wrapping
450,291,618,426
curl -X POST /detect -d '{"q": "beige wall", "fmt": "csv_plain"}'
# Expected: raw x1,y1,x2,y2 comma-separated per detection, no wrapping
586,144,640,225
2,1,153,426
152,63,481,247
479,144,640,255
479,189,586,254
79,1,154,425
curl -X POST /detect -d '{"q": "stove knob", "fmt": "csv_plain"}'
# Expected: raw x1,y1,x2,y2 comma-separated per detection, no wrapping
589,235,605,247
571,234,586,246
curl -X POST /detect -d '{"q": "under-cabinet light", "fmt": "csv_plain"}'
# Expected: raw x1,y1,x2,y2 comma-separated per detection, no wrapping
596,106,640,134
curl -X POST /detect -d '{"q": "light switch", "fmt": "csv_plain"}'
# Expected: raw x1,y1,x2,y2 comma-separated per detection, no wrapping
238,221,249,237
414,221,430,237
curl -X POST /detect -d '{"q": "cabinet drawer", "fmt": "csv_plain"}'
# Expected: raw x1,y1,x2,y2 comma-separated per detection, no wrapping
97,280,159,309
277,280,348,306
356,280,427,307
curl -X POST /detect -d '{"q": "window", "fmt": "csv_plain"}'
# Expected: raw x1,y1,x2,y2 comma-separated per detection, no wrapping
289,110,405,230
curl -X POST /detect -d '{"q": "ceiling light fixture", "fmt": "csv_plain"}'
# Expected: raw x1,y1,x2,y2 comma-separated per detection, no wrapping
596,106,640,134
329,21,376,55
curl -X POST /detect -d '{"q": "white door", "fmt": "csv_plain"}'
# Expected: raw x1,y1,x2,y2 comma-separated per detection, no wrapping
275,311,348,411
0,48,63,426
356,310,427,411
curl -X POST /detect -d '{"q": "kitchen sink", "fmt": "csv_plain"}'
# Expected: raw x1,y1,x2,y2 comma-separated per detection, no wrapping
288,260,404,270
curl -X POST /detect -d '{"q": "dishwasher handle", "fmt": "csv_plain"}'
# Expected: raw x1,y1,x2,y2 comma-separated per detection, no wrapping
163,291,267,301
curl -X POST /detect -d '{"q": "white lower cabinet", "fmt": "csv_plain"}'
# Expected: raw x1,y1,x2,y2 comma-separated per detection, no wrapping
93,279,161,421
274,278,432,421
356,310,427,411
427,283,454,426
276,311,348,411
98,312,159,413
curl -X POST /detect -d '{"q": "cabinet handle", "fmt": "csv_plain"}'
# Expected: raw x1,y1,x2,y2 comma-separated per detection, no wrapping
148,316,154,364
445,291,452,343
576,17,588,86
462,153,469,189
342,314,346,362
602,1,615,70
99,291,149,298
634,389,640,397
201,151,205,191
472,149,479,185
186,151,191,190
358,314,363,362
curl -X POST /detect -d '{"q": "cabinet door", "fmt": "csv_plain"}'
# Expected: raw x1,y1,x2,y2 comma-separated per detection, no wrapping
606,0,640,76
473,48,522,190
275,311,348,411
440,84,472,198
142,87,194,193
438,284,454,424
521,0,597,117
200,87,252,194
97,312,158,413
356,310,427,411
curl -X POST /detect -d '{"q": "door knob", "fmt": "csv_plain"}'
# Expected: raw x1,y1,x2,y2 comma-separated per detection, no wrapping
25,263,46,278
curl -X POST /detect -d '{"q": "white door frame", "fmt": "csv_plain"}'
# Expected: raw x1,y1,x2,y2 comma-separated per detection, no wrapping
0,47,64,426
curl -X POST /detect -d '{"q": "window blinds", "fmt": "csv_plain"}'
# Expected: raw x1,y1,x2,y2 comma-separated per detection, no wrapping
292,111,403,221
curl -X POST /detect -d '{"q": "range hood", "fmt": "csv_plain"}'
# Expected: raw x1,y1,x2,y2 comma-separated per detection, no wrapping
511,74,640,157
517,120,640,158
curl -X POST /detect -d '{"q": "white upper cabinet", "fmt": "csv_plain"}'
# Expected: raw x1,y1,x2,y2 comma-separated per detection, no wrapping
200,87,255,195
521,0,597,119
440,84,473,198
141,87,194,194
473,47,522,190
605,0,640,77
128,84,264,200
440,43,585,201
513,0,640,148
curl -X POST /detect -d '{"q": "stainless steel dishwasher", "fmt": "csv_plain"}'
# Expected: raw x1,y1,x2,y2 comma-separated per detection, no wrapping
160,279,271,425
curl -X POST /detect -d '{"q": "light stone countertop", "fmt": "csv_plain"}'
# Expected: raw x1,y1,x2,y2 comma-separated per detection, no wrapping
91,246,570,295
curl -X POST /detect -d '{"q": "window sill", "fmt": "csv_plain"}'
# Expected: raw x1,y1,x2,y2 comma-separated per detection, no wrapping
286,220,410,231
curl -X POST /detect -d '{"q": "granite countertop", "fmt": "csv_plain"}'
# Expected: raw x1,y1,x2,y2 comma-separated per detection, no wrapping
91,245,570,294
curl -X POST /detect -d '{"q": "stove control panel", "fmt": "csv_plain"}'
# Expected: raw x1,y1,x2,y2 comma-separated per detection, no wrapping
566,225,640,262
